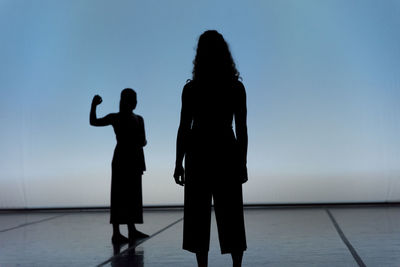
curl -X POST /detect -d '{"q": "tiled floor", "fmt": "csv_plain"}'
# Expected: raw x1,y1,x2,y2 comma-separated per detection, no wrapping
0,206,399,266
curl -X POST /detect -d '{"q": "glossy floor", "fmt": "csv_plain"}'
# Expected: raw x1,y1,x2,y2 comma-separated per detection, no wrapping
0,206,399,266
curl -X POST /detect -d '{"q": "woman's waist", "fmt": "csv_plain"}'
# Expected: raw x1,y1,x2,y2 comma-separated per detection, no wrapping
191,124,233,134
114,143,143,151
188,129,236,147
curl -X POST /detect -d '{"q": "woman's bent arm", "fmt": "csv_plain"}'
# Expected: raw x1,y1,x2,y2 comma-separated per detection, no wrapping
90,95,113,127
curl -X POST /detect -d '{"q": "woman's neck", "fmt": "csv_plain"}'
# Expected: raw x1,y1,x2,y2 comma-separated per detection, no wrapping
120,109,133,115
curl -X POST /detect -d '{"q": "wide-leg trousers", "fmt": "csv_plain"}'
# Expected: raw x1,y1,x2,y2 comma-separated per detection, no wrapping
182,176,247,254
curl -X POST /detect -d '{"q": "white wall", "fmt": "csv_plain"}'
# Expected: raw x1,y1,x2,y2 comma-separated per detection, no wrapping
0,0,399,208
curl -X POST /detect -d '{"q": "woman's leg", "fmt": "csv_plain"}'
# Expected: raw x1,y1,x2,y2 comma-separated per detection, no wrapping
196,251,208,267
183,177,213,254
213,183,246,266
128,223,136,240
231,251,243,267
112,224,129,244
128,223,149,239
112,223,120,236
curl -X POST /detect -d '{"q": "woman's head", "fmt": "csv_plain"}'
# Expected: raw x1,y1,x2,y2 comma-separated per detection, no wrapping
120,88,137,112
192,30,240,82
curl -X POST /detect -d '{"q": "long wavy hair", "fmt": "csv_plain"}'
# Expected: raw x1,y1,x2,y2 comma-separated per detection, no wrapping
192,30,240,83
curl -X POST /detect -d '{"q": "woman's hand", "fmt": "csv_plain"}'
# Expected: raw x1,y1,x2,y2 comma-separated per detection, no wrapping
173,165,185,186
92,95,102,106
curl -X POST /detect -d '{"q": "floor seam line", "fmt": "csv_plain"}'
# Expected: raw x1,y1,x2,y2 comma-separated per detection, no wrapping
325,209,366,267
0,214,66,233
97,217,183,266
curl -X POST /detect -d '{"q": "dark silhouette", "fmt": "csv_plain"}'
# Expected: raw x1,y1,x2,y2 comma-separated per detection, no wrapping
174,30,248,267
90,88,149,244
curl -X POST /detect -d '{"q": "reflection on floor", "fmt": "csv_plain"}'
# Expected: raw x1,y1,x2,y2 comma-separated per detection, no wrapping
0,206,399,266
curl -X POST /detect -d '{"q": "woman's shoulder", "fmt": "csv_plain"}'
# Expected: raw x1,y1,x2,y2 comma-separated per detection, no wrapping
136,114,144,123
105,113,118,120
183,79,195,91
182,79,196,99
233,79,245,90
130,113,144,121
232,80,246,97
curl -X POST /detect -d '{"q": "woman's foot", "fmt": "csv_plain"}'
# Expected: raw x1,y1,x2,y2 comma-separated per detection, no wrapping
134,230,149,239
129,230,149,241
111,234,129,244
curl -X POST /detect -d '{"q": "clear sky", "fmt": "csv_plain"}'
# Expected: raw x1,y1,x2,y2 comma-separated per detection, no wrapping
0,0,399,208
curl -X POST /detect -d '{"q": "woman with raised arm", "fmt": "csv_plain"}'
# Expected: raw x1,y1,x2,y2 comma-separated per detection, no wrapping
174,30,248,267
90,88,148,244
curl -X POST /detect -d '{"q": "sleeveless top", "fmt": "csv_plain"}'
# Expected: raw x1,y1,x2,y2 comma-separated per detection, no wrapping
111,113,146,173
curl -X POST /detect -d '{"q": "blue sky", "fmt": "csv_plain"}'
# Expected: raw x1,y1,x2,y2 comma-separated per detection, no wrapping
0,0,399,207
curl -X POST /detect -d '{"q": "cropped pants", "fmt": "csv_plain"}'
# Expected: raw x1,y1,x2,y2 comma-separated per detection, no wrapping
182,176,247,254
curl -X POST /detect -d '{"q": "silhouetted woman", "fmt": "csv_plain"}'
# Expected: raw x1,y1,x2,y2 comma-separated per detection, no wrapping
174,30,248,267
90,88,148,244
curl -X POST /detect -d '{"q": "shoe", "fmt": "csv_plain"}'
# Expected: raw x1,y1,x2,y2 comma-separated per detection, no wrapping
128,237,136,247
112,234,129,244
134,230,149,239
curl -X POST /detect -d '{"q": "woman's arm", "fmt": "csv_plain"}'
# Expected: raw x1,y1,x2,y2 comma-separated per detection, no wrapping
138,115,147,147
174,84,192,186
90,95,113,126
234,82,248,183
